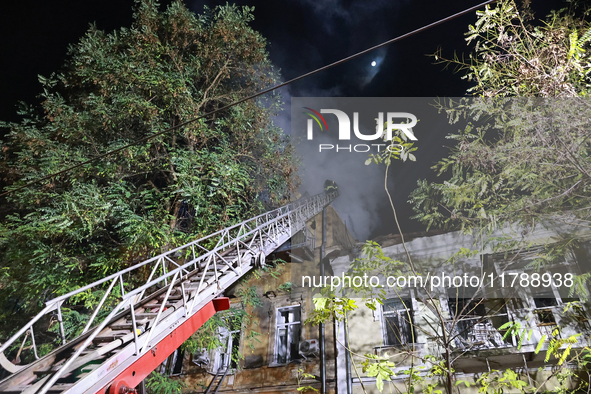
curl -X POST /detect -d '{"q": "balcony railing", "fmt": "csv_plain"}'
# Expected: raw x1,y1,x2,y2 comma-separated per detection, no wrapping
448,315,511,350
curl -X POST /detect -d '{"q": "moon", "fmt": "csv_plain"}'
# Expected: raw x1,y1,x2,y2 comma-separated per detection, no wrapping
371,61,377,67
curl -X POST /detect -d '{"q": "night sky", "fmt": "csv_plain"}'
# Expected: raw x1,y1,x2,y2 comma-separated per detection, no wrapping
0,0,565,240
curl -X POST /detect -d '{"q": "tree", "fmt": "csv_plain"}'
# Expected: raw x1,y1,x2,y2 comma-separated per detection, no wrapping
306,3,591,393
308,134,590,393
433,0,591,97
410,1,591,274
386,2,591,391
0,0,295,336
308,245,591,394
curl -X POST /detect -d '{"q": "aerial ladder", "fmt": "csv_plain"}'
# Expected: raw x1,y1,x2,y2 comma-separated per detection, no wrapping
0,191,337,394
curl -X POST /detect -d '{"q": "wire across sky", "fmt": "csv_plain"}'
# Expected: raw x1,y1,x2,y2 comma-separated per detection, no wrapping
0,0,496,198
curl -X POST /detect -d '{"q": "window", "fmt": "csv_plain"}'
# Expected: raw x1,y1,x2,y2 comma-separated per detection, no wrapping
275,306,301,364
448,298,510,349
211,327,241,373
533,288,558,325
191,326,241,374
160,348,184,376
381,298,414,346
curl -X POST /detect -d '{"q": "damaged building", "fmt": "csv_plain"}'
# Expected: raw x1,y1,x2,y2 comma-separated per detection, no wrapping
331,222,591,393
161,205,355,393
163,204,591,394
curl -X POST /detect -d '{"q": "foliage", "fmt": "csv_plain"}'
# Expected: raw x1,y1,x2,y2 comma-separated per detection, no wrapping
146,372,186,394
277,281,293,292
364,129,418,166
361,355,396,392
542,328,581,365
474,369,528,394
499,321,532,350
413,1,591,236
305,296,358,325
47,308,89,343
0,0,296,337
236,286,263,308
434,0,591,97
411,1,591,298
410,98,591,238
251,257,287,279
296,368,320,393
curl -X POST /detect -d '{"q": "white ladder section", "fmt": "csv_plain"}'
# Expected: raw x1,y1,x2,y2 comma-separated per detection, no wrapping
0,191,337,394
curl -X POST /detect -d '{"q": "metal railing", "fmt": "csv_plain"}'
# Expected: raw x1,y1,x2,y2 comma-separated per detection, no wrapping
0,190,337,394
448,314,511,350
447,306,576,351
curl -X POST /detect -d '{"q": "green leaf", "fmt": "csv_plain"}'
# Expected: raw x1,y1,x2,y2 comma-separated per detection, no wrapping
535,335,546,354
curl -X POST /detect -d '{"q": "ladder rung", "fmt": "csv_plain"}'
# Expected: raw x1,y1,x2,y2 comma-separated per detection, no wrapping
158,294,182,300
144,301,176,309
109,324,136,331
134,312,158,319
93,334,126,343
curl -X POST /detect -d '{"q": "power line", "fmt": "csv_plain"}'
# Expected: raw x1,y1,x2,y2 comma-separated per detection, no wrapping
0,0,496,198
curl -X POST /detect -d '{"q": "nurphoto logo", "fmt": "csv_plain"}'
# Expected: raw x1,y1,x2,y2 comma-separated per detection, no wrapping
303,107,417,153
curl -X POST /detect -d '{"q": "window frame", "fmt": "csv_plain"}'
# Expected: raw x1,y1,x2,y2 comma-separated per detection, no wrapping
210,326,241,374
380,297,415,347
274,305,302,364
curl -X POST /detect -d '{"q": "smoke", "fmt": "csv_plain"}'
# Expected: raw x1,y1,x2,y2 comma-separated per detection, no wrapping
188,0,461,240
296,0,410,35
291,97,457,241
293,97,391,240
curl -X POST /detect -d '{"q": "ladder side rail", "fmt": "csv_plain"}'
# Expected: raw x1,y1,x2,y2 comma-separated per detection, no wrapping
40,195,309,306
0,191,336,381
214,368,230,394
0,303,57,355
118,191,333,308
0,206,274,355
38,299,130,394
120,213,289,304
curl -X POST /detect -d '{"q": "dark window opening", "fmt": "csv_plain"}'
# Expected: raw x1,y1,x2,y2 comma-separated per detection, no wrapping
160,348,185,376
448,298,510,349
172,349,184,375
230,331,241,370
275,306,301,364
534,290,558,326
382,298,414,346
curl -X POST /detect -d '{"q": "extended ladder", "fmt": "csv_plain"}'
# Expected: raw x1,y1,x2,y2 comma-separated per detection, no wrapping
0,191,337,394
204,368,228,394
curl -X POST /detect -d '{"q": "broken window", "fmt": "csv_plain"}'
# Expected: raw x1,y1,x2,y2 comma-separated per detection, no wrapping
191,324,242,374
533,288,558,326
448,298,510,349
381,298,414,346
159,348,185,376
275,306,301,364
211,327,241,373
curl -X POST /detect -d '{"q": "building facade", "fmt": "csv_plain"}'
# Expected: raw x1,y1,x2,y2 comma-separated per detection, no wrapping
166,206,591,394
